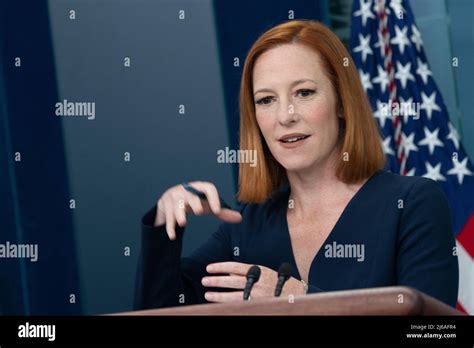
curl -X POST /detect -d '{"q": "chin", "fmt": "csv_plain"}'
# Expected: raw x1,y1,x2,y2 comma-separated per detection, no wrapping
277,157,316,172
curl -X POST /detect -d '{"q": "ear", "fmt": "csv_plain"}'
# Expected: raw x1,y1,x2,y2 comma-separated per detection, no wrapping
337,101,344,119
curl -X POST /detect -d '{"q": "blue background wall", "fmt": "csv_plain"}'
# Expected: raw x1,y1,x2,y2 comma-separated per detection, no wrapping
410,0,474,161
48,0,239,315
0,0,471,315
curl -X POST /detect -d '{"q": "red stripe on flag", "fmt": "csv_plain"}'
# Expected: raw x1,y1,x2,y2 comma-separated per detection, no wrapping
388,80,396,91
457,213,474,259
456,301,467,314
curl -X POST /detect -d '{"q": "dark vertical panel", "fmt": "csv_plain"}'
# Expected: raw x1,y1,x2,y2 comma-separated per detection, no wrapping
0,41,26,315
0,0,82,314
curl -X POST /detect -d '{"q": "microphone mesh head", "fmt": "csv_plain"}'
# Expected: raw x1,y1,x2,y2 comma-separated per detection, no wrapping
247,265,261,281
278,262,292,280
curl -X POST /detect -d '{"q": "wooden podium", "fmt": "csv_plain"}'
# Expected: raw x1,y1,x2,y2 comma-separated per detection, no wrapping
114,286,462,316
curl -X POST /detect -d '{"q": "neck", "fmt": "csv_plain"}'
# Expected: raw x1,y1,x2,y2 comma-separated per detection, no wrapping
287,165,339,216
286,150,363,218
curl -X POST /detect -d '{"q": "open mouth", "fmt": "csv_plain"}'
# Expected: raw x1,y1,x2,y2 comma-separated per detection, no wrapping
279,135,310,143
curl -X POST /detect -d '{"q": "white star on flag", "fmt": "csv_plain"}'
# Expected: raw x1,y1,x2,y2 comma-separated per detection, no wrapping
372,65,389,93
382,136,395,156
389,0,405,17
374,30,385,57
410,25,423,51
418,127,444,154
420,91,441,120
358,69,373,92
353,33,373,63
423,162,446,181
416,57,432,84
390,25,410,55
401,132,419,159
447,122,460,150
395,61,415,89
353,0,375,27
374,99,392,128
399,96,414,124
447,157,473,185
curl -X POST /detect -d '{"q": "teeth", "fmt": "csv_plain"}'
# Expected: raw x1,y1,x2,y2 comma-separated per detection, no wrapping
283,136,306,143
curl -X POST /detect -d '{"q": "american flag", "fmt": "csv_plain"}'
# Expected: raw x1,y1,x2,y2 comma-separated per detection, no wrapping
350,0,474,313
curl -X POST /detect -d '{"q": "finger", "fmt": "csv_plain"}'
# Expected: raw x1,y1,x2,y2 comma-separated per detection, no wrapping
192,182,221,215
163,197,176,240
154,199,165,226
189,182,242,223
206,262,251,276
172,193,187,228
215,208,242,224
204,291,243,303
201,275,246,289
183,189,205,216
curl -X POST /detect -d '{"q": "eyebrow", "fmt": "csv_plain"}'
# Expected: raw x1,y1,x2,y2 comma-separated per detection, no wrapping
253,78,317,96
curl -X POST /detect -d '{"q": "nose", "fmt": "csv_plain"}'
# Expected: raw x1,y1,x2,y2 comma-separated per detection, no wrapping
277,98,298,126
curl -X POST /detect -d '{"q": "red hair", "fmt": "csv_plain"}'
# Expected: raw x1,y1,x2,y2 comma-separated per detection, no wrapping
237,20,385,203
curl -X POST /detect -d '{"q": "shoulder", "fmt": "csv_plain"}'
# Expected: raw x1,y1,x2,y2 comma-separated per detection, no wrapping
369,170,447,203
373,171,441,193
374,171,453,237
352,170,451,234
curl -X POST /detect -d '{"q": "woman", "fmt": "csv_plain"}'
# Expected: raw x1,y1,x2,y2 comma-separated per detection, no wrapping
134,20,458,309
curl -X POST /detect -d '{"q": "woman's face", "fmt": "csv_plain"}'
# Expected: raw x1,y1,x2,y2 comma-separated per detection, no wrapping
253,43,341,174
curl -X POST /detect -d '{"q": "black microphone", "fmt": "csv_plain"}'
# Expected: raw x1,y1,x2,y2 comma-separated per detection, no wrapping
243,265,261,301
274,262,292,297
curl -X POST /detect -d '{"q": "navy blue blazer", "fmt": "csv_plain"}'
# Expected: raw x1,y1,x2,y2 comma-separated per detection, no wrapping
134,170,459,309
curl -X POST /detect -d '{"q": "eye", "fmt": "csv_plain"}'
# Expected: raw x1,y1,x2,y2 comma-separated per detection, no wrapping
255,96,275,105
296,88,316,98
